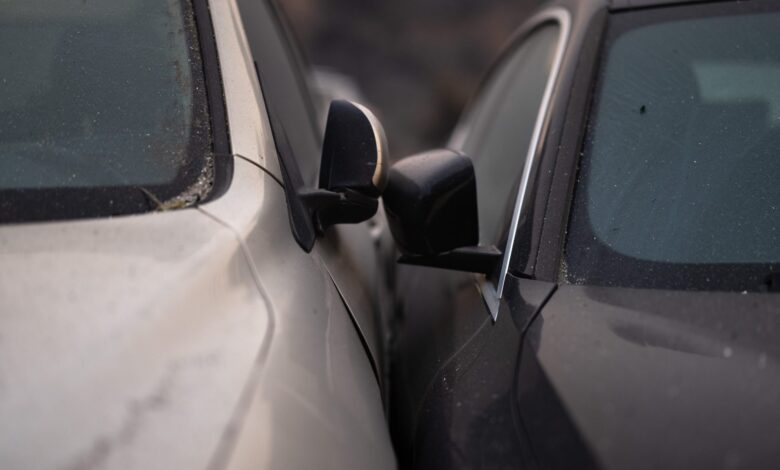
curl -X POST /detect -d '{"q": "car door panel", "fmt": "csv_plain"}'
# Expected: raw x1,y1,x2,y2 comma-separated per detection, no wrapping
392,268,555,468
391,266,487,465
390,10,571,469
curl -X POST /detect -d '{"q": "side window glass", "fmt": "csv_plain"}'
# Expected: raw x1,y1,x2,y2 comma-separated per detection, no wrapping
459,24,561,246
236,0,321,185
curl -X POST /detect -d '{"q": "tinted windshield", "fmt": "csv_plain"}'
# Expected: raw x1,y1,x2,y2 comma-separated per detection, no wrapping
565,3,780,291
0,0,213,221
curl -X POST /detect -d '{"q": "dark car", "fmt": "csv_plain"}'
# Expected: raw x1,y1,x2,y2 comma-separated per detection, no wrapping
382,0,780,469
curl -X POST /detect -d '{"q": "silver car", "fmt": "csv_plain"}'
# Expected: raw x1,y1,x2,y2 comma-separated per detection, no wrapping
0,0,396,468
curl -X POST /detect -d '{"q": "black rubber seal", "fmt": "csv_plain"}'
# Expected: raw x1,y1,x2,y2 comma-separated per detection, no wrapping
192,0,233,201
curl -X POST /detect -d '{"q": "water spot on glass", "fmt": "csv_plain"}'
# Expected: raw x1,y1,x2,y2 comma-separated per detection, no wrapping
758,353,768,369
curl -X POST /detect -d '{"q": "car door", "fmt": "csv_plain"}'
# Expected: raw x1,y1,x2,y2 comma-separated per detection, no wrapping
390,9,570,469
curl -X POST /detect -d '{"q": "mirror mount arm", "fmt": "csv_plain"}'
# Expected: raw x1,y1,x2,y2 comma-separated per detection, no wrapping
300,188,378,235
397,245,503,275
298,188,341,234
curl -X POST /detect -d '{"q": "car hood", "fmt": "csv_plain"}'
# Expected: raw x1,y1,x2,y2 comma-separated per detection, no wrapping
524,285,780,470
0,210,269,470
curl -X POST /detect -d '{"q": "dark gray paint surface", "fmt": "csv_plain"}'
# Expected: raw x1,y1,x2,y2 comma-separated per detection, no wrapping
391,269,555,469
526,285,780,469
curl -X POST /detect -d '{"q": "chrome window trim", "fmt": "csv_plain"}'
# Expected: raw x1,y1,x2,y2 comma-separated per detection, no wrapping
481,7,572,320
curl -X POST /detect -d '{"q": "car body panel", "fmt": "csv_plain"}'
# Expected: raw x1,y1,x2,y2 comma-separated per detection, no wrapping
0,204,268,470
524,286,780,469
212,1,392,388
201,160,395,470
317,224,389,386
210,0,282,180
202,0,396,466
390,2,598,465
391,265,555,467
211,0,389,375
0,156,396,470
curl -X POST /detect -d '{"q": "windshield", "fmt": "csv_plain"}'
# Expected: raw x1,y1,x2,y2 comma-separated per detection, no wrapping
565,2,780,292
0,0,213,221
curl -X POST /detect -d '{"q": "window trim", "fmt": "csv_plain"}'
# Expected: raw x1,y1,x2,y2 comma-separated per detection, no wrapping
195,0,232,199
478,7,572,320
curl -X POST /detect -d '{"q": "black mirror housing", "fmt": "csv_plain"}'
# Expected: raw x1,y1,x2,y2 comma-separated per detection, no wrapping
383,149,478,255
319,100,388,197
382,149,503,275
299,100,389,238
270,99,389,252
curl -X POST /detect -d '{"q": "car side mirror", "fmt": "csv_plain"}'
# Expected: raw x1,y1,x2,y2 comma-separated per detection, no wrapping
301,100,388,231
382,149,502,275
277,100,388,252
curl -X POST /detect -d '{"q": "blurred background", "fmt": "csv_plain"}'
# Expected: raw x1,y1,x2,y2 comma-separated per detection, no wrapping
277,0,542,158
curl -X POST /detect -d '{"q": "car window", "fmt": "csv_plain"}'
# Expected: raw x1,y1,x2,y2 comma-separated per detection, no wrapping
458,23,561,246
236,0,321,186
565,3,780,291
0,0,215,221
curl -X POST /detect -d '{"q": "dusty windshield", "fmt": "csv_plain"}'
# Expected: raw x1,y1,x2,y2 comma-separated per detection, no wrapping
0,0,212,220
565,3,780,291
